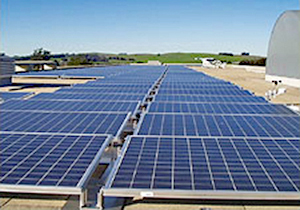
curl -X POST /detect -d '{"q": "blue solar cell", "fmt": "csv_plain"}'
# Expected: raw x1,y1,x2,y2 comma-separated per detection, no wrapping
158,89,251,96
0,92,32,101
17,65,166,78
56,86,150,94
138,114,300,138
154,95,267,103
107,136,300,193
149,102,295,115
1,99,139,113
160,83,234,88
0,133,110,188
31,92,145,101
0,111,129,135
74,83,153,88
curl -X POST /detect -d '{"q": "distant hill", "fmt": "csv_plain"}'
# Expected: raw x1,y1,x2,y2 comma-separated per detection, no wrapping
116,52,264,64
14,52,266,67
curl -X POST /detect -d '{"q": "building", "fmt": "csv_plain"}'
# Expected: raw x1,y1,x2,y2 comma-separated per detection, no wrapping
147,60,162,65
0,55,15,85
15,60,57,72
266,10,300,88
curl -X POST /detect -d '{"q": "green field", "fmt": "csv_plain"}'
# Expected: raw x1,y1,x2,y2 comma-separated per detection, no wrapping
106,52,265,64
46,52,266,67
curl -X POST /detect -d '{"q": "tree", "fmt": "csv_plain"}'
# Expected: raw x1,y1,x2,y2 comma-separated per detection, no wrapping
67,55,92,66
239,58,266,66
31,48,51,60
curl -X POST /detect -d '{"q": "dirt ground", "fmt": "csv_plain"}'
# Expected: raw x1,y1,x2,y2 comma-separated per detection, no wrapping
189,66,300,105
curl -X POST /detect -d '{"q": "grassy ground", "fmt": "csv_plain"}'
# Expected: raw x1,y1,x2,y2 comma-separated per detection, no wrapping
49,52,265,66
118,53,264,64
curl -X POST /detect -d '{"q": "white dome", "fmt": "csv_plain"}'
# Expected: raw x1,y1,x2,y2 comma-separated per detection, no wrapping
266,10,300,82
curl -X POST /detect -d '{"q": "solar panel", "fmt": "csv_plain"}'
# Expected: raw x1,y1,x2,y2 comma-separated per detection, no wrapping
8,63,299,207
0,111,130,135
1,99,140,113
158,89,251,96
148,102,295,115
103,136,300,199
56,87,150,94
0,92,32,101
31,93,146,101
16,66,132,78
74,83,153,88
159,83,234,88
99,65,300,204
0,133,111,192
137,113,300,138
162,80,230,84
17,65,166,79
94,79,159,84
154,95,267,103
162,77,228,84
159,86,240,91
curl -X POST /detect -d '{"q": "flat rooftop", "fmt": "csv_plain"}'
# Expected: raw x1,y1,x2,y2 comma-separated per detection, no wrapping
189,66,300,105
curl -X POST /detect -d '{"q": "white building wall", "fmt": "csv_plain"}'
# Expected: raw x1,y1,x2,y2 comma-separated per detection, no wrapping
266,10,300,87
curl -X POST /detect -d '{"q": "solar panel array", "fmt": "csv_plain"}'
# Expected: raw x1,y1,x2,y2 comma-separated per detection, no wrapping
17,65,165,79
138,114,299,138
110,136,299,192
0,111,129,135
1,99,139,113
0,66,167,195
105,65,300,200
154,95,267,103
32,92,146,101
149,102,294,115
56,86,150,94
0,92,32,102
158,88,251,96
0,133,109,187
2,65,300,203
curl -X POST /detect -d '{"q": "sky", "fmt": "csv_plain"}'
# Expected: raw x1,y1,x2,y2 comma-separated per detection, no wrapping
1,0,299,56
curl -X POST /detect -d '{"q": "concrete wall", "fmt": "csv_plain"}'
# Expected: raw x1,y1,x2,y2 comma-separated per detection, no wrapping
266,10,300,87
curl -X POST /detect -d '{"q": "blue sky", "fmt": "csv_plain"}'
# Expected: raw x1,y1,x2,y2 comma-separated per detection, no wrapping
1,0,299,56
